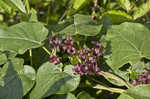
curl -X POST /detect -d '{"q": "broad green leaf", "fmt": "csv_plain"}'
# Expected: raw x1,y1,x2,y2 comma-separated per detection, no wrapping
30,62,80,99
102,10,133,24
117,0,131,11
77,91,95,99
118,84,150,99
0,0,12,13
20,65,36,95
3,0,26,13
60,14,102,36
0,52,7,65
0,22,48,54
118,93,134,99
73,0,92,10
52,93,76,99
107,22,150,70
133,0,150,19
0,58,36,99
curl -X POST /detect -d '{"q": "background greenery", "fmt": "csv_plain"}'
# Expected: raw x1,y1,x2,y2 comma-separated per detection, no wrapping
1,0,150,99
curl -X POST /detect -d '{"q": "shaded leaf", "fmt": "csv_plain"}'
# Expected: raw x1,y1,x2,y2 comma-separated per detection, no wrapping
30,62,80,99
77,91,95,99
52,93,76,99
0,22,48,54
107,22,150,70
0,58,35,99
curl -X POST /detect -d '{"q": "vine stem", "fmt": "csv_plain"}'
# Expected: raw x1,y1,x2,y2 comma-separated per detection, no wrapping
42,46,51,55
25,0,32,65
25,0,30,13
29,49,33,66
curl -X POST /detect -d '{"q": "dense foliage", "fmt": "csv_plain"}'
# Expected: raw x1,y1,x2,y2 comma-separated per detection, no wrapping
1,0,150,99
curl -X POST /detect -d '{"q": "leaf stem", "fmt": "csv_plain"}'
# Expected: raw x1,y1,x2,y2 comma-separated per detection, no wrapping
29,49,33,66
42,46,51,55
25,0,30,13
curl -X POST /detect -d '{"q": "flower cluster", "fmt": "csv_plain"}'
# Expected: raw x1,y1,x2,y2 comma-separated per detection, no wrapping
49,34,76,64
73,41,103,75
49,54,60,64
62,36,76,56
131,71,150,86
48,34,103,75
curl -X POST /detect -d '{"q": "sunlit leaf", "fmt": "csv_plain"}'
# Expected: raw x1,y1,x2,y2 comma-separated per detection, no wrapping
30,62,80,99
0,22,48,54
107,22,150,70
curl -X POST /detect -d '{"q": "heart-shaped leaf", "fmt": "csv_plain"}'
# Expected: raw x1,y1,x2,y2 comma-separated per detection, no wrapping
0,22,48,54
0,58,36,99
30,62,80,99
118,84,150,99
107,22,150,70
59,14,102,36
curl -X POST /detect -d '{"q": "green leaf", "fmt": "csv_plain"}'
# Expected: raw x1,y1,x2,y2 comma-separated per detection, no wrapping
102,10,133,24
3,0,26,13
107,22,150,70
117,0,131,11
30,62,80,99
52,93,76,99
0,22,48,54
0,0,12,13
118,93,134,99
73,0,92,10
0,52,7,65
60,14,102,36
118,84,150,99
0,58,36,99
133,0,150,19
20,65,36,95
77,91,95,99
129,62,145,79
29,8,38,22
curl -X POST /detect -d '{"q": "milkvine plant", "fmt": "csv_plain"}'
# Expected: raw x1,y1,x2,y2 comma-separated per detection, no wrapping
1,0,150,99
